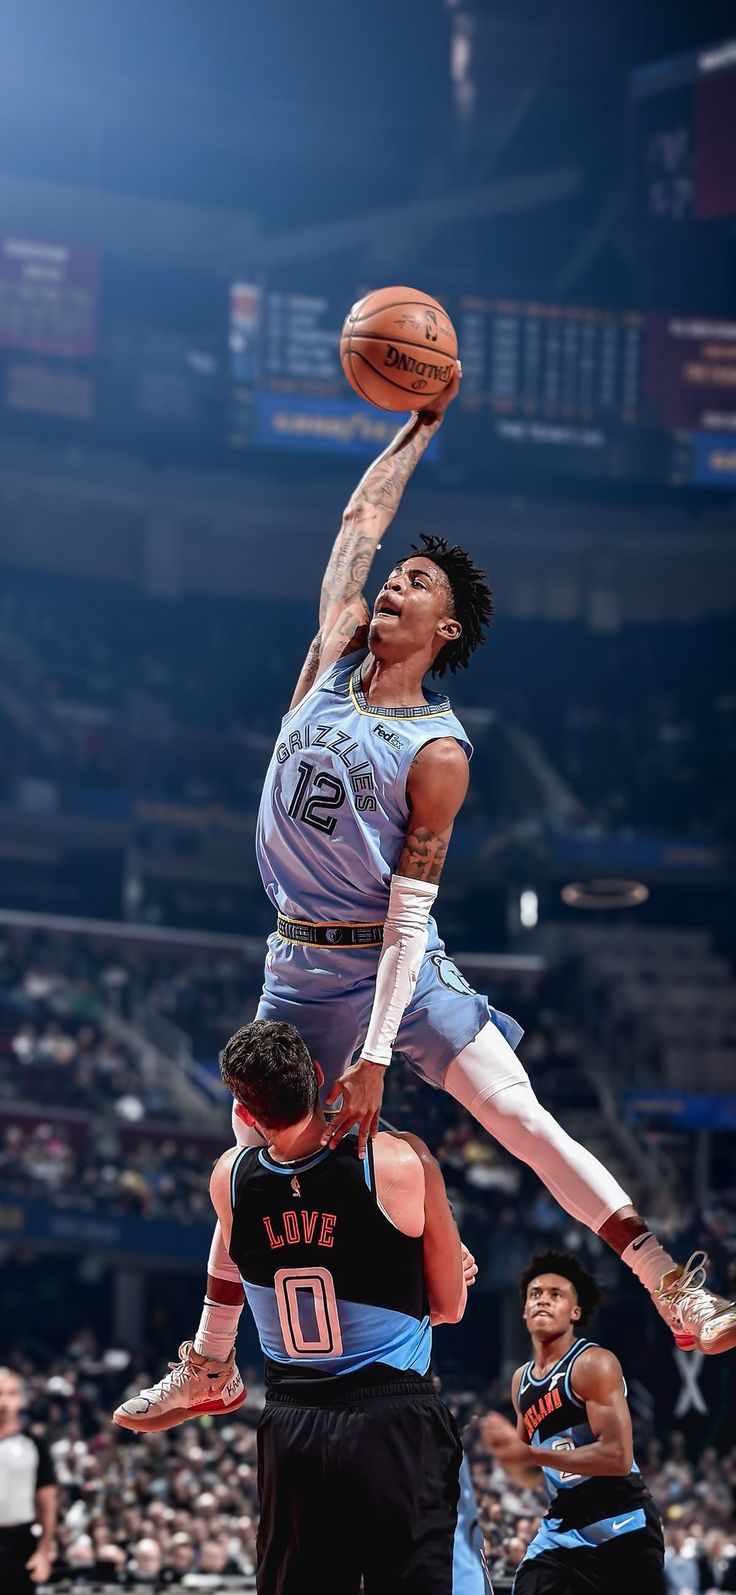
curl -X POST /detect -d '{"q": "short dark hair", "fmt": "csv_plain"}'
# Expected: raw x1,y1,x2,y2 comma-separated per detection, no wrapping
400,532,494,676
519,1251,601,1327
220,1020,318,1131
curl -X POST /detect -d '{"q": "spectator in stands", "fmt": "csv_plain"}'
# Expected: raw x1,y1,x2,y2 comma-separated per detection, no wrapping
129,1536,163,1583
663,1522,712,1593
489,1533,527,1583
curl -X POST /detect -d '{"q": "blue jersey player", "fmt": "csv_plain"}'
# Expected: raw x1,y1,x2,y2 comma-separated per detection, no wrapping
483,1251,665,1593
117,367,736,1433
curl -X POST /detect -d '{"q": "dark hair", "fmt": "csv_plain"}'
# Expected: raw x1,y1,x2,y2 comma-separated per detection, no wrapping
519,1251,601,1327
400,532,494,676
220,1020,318,1131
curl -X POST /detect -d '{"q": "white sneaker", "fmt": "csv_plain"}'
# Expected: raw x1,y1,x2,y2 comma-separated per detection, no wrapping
652,1252,736,1355
113,1341,246,1433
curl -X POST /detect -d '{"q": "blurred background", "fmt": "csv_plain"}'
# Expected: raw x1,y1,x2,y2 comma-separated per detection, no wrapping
0,0,735,1588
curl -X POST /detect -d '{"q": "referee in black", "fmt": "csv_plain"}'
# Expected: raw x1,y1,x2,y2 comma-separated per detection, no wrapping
0,1368,57,1593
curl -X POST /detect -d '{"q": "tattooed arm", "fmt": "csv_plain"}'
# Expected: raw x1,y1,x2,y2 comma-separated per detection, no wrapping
313,369,461,685
288,610,370,711
397,738,470,882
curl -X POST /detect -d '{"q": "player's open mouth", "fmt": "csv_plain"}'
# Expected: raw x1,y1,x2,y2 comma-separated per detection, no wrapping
374,600,401,619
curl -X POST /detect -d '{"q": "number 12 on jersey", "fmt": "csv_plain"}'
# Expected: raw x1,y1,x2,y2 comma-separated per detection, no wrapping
274,1266,343,1358
287,761,346,836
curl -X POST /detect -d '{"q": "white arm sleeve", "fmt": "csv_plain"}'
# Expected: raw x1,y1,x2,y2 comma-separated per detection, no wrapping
361,874,438,1066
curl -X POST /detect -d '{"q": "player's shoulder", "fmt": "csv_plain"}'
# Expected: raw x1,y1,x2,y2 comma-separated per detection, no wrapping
510,1364,527,1402
372,1129,427,1178
210,1142,250,1196
408,734,469,785
569,1343,623,1399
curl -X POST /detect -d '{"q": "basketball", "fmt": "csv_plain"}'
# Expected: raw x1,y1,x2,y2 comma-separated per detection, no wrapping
340,286,458,411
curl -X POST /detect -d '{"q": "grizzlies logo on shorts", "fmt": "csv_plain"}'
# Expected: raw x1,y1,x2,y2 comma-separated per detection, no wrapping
428,954,477,997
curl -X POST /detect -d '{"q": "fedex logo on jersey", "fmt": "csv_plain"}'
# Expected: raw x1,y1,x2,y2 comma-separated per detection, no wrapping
372,723,407,752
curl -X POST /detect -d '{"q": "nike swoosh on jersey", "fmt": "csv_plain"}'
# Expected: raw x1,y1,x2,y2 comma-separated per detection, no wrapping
611,1516,638,1532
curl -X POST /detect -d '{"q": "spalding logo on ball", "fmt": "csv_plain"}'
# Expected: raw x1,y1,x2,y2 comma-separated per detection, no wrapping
340,286,458,412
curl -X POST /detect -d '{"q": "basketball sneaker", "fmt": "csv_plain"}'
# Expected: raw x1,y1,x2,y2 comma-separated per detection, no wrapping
651,1252,736,1355
113,1341,246,1433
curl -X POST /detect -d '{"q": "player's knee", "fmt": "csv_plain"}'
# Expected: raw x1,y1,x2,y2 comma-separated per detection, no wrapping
485,1081,550,1153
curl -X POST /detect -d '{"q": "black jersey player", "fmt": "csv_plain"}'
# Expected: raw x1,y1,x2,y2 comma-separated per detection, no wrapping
483,1251,665,1595
117,1019,484,1595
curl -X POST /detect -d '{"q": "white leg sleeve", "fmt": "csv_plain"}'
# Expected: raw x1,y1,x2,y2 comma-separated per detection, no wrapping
444,1021,631,1232
206,1109,266,1285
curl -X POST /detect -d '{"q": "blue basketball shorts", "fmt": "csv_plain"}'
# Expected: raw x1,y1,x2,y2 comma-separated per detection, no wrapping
256,932,523,1094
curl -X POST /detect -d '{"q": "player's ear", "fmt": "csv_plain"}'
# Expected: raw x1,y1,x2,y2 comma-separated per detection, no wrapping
234,1101,256,1129
437,617,462,644
571,1303,581,1323
313,1060,325,1089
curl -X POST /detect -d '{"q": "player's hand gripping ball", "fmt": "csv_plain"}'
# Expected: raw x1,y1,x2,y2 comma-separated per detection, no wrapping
340,286,458,411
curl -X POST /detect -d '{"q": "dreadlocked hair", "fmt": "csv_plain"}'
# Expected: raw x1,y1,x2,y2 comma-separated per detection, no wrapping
405,532,493,677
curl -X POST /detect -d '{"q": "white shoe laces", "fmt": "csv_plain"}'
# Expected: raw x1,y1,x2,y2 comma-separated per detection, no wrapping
664,1251,724,1331
140,1341,199,1403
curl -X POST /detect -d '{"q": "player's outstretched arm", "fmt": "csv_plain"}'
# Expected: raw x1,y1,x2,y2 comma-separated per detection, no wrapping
288,371,461,709
483,1349,634,1480
314,369,462,672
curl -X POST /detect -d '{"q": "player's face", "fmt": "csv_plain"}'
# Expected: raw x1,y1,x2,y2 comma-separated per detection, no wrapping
523,1273,581,1339
368,558,457,662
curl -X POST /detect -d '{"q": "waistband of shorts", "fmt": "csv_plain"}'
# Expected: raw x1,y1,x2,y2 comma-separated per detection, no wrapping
276,914,384,949
265,1374,436,1406
0,1524,35,1545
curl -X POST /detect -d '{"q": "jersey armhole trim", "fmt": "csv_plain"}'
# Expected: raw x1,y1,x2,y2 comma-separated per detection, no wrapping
566,1339,594,1407
230,1146,251,1213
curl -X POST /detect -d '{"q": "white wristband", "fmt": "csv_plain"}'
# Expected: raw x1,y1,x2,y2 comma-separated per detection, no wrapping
361,874,438,1066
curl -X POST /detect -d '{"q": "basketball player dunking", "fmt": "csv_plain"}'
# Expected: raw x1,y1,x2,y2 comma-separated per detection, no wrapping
115,367,736,1431
483,1251,666,1594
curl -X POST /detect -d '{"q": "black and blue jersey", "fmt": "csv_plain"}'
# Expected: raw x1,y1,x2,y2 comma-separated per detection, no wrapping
229,1136,430,1389
517,1338,649,1547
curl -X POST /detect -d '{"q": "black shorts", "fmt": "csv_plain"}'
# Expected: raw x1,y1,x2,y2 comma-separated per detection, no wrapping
0,1527,35,1595
513,1497,665,1595
256,1375,463,1595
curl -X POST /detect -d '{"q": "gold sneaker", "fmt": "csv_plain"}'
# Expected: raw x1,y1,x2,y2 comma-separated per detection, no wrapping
113,1341,246,1432
652,1252,736,1356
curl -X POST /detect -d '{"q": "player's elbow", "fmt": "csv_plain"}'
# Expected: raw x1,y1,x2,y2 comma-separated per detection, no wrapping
442,1281,468,1325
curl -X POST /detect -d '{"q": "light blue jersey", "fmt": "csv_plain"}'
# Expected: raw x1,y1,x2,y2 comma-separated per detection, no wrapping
256,646,472,926
255,647,523,1090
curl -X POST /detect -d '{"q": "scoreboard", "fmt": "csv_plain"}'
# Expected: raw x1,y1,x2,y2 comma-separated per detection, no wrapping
458,299,643,427
227,279,736,484
0,236,97,357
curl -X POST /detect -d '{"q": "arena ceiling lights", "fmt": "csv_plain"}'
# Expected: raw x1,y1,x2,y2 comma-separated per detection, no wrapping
561,879,650,910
